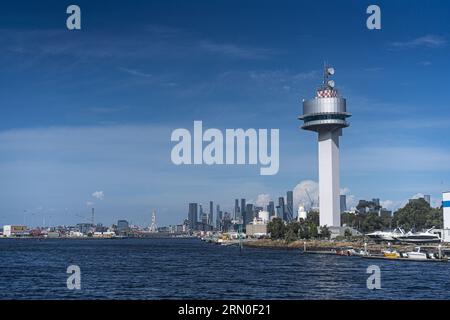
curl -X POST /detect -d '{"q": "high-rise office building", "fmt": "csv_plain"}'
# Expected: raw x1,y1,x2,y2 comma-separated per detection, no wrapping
216,205,222,230
201,212,208,225
245,204,253,225
276,206,282,219
209,201,214,226
286,191,294,222
268,201,275,217
340,195,347,213
234,199,240,220
188,203,198,231
278,197,286,221
424,195,431,205
372,198,380,207
241,198,246,224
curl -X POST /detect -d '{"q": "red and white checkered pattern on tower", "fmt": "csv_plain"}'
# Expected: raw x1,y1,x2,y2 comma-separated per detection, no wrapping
316,88,337,98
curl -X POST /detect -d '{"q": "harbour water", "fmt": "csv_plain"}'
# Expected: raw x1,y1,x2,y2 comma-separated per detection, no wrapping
0,238,449,300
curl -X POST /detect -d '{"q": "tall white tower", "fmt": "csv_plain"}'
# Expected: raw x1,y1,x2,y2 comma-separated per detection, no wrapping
299,66,351,227
149,210,158,233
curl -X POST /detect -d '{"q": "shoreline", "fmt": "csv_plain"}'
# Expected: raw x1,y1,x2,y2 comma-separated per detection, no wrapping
242,239,450,252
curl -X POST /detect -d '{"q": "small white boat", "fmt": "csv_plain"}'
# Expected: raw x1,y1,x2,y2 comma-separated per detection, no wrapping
405,247,428,260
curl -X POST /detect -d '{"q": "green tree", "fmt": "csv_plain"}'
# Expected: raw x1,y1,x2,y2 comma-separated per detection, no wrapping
284,228,297,243
344,228,352,239
306,211,319,225
298,221,311,239
319,225,331,239
393,199,442,230
267,218,285,240
360,213,385,233
308,222,318,238
284,222,301,243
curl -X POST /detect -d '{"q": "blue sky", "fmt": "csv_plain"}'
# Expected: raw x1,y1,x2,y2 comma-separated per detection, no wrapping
1,0,450,227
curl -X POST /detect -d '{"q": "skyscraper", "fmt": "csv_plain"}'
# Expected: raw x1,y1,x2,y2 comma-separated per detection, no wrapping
268,201,275,217
245,204,254,225
188,203,198,231
234,199,240,220
286,191,293,222
216,204,222,230
299,66,351,227
424,195,431,205
201,212,208,225
276,206,282,219
209,201,214,226
340,195,347,213
372,198,380,207
278,197,285,221
241,198,246,224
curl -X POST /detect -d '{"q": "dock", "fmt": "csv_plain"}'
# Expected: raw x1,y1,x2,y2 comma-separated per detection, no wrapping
362,255,448,263
302,250,337,255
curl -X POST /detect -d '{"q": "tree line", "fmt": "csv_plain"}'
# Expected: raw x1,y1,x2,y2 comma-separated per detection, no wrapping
267,198,443,243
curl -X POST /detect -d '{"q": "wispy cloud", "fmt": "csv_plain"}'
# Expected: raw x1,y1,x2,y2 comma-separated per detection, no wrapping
198,40,274,59
419,61,432,66
0,27,275,63
118,67,152,78
381,193,441,211
391,34,447,49
92,191,105,200
254,194,271,207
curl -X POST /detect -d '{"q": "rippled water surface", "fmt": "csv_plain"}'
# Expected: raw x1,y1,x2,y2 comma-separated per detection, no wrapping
0,238,449,299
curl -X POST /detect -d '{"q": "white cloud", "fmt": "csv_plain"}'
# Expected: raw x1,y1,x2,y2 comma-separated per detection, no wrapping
198,40,273,59
293,180,319,211
420,61,432,67
85,201,95,207
92,191,104,200
254,194,271,207
391,35,447,49
340,187,357,210
380,193,442,212
118,67,152,78
292,181,357,212
380,200,404,211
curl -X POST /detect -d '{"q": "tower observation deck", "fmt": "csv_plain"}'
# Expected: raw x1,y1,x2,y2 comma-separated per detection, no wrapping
298,66,351,227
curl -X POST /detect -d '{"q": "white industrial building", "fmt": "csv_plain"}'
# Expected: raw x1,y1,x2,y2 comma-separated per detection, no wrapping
246,211,269,237
3,225,28,237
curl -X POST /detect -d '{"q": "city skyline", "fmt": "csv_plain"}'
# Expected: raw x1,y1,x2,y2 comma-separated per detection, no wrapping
1,1,450,227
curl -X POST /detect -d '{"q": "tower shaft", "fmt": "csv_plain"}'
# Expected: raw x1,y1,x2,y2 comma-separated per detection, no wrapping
299,65,350,228
318,129,341,227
